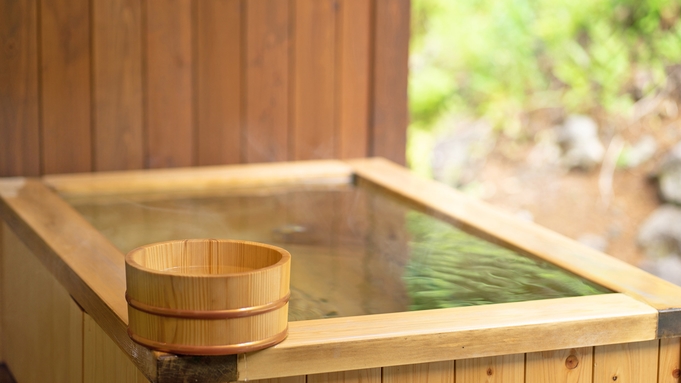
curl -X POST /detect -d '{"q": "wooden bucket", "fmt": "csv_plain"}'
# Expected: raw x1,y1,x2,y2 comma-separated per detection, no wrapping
125,239,291,355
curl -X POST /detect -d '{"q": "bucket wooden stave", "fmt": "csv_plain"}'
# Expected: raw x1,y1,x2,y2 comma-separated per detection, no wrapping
125,239,291,355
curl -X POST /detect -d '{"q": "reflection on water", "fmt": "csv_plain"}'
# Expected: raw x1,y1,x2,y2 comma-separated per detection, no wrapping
64,184,610,321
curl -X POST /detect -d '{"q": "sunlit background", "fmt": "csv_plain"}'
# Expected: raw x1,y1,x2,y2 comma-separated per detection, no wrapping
408,0,681,284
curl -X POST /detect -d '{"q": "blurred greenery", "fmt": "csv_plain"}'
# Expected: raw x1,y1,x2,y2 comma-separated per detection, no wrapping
409,0,681,136
404,211,610,310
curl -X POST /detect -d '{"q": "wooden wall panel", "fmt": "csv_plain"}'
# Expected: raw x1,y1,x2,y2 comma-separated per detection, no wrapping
292,0,337,160
84,313,148,383
593,340,659,382
337,0,371,159
0,0,409,176
245,0,290,163
1,224,83,383
92,0,144,171
309,368,381,383
251,377,306,383
456,355,524,383
526,347,593,383
658,338,680,383
371,0,409,165
383,361,454,383
40,0,92,174
196,0,242,166
145,0,194,168
0,0,41,177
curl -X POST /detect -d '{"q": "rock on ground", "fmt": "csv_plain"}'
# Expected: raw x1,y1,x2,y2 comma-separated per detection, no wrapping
637,204,681,259
554,115,605,170
657,141,681,204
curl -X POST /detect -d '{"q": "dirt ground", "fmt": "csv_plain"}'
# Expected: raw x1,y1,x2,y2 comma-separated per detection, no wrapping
472,114,681,268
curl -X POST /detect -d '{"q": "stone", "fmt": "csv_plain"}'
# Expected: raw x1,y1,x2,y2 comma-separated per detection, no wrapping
637,204,681,259
554,115,605,170
657,141,681,204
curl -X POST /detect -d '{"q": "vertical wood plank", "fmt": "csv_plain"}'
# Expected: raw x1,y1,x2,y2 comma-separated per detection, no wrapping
92,0,144,171
526,347,593,383
337,0,370,159
0,222,3,362
145,0,193,168
292,0,337,160
456,355,524,383
659,338,680,383
40,0,92,174
371,0,409,165
309,368,381,383
1,223,83,383
0,0,41,177
249,377,306,383
84,313,148,383
383,361,454,383
196,0,242,166
244,0,289,163
593,340,659,382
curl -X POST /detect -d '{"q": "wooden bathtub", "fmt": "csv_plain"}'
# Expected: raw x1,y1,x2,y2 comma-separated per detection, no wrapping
0,158,679,383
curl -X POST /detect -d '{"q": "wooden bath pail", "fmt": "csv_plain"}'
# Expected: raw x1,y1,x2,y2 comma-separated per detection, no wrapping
125,239,291,355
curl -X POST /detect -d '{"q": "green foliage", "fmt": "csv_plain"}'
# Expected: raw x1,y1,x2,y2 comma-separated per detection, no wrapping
410,0,681,132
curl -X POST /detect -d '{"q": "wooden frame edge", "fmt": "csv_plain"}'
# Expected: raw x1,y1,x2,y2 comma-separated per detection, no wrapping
345,157,681,316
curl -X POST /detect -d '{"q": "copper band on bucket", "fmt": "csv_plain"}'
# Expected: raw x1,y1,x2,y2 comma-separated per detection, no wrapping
125,292,290,319
128,327,289,355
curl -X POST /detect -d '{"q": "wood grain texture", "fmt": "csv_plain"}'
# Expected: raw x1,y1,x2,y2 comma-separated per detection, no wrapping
40,0,92,174
245,0,289,162
456,354,524,383
309,368,380,383
126,239,290,354
0,0,40,177
1,224,83,383
593,340,659,382
292,0,337,160
43,159,353,196
92,0,144,171
526,347,593,383
238,294,656,380
383,362,453,383
659,338,681,383
0,181,158,381
249,376,306,383
84,313,148,383
0,222,3,362
348,157,681,312
370,0,409,165
196,0,242,166
145,0,193,168
337,0,370,159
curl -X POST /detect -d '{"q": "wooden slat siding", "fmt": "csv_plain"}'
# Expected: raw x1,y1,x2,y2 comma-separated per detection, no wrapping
250,377,306,383
0,0,40,177
84,313,148,383
196,0,242,166
525,347,593,383
456,355,524,383
337,0,370,159
2,224,84,383
593,340,658,382
145,0,193,168
245,0,290,163
292,0,337,160
40,0,92,174
659,338,681,383
309,369,380,383
383,362,454,383
370,0,409,165
92,0,144,171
